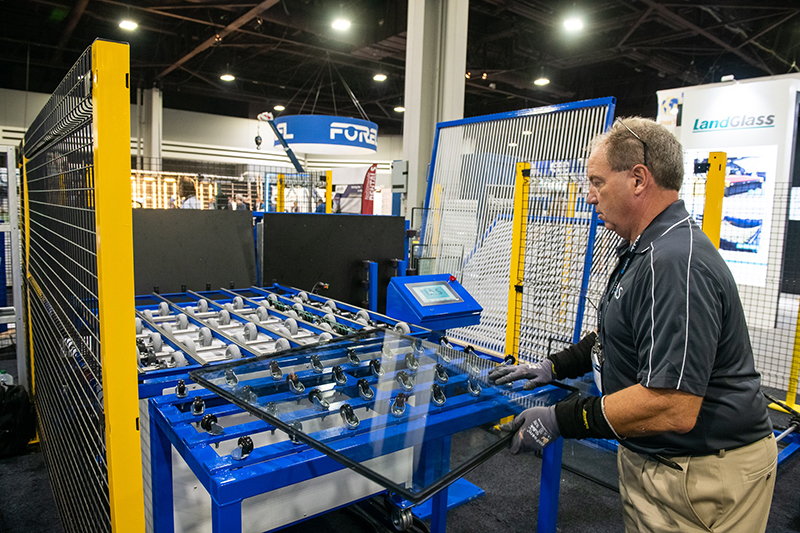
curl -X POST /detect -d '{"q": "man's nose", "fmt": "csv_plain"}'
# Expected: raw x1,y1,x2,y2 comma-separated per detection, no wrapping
586,190,597,205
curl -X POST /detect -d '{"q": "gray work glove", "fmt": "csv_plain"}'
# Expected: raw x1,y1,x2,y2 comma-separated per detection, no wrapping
498,405,560,454
488,360,554,390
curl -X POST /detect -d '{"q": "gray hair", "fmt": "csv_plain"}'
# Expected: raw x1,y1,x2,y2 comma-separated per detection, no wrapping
592,117,684,191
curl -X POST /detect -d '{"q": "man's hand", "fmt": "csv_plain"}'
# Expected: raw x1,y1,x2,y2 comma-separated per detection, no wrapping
498,406,560,454
488,360,554,390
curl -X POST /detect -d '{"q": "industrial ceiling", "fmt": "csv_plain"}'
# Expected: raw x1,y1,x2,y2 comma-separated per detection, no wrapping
2,1,799,135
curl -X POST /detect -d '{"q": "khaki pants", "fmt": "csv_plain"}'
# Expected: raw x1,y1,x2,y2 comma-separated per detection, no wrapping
618,434,777,532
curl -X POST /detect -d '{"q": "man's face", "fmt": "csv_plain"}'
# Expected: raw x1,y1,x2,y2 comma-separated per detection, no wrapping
586,143,635,240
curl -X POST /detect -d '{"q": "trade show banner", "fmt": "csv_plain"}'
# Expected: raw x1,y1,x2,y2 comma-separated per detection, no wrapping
331,165,377,214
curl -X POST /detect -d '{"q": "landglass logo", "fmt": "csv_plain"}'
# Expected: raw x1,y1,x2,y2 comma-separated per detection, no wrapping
692,114,775,133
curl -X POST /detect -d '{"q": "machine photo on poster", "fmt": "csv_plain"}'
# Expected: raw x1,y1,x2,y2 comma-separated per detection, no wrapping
682,145,777,288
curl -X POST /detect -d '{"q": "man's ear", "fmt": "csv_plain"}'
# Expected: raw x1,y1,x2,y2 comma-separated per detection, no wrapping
631,164,651,196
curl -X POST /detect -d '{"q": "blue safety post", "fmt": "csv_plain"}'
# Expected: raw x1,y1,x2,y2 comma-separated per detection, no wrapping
572,210,599,343
537,437,564,533
393,193,402,216
404,219,411,264
369,261,378,312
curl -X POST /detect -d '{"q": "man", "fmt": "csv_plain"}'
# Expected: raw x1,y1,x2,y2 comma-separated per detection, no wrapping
490,117,776,532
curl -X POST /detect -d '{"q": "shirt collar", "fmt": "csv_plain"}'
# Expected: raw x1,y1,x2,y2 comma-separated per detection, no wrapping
614,200,691,257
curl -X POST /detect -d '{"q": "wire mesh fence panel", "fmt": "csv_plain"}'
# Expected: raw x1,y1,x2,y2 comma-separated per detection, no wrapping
681,158,799,398
420,101,614,357
130,157,327,212
22,46,111,533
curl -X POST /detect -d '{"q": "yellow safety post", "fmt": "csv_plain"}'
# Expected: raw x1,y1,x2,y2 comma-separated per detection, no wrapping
326,170,333,213
22,152,35,394
702,152,726,248
91,40,145,533
504,162,531,358
771,299,800,412
277,174,286,212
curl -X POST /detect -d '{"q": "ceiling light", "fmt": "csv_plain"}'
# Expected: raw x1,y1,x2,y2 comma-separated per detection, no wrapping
394,106,405,113
220,73,235,82
465,72,471,79
332,19,351,31
564,17,583,31
274,105,285,111
373,73,387,82
721,74,735,82
482,73,487,80
119,20,138,31
534,77,550,86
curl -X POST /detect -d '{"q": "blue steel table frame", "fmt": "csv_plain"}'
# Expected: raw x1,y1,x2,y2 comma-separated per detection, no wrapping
148,381,568,533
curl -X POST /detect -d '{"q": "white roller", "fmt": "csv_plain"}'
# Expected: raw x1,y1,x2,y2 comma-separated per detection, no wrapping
175,314,189,330
226,345,242,359
275,338,291,352
135,317,143,335
256,307,269,322
199,327,213,347
219,310,231,326
197,299,209,313
158,302,170,317
244,322,258,341
233,296,244,310
149,332,162,352
284,318,298,336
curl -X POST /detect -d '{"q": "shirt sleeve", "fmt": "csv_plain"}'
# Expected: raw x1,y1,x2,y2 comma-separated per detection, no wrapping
631,235,722,396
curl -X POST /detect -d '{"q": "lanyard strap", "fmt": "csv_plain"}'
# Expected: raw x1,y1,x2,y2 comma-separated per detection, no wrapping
598,234,642,332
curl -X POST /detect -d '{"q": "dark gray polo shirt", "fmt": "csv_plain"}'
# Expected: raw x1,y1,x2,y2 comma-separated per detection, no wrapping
598,200,771,456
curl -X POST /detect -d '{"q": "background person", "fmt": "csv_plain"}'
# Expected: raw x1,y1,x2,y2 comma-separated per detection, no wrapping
491,116,776,533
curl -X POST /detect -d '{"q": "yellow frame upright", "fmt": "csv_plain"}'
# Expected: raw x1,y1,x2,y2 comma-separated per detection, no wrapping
504,162,531,358
91,39,145,533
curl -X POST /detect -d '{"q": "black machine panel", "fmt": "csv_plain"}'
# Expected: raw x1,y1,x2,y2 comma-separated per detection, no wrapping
133,209,256,294
261,213,405,313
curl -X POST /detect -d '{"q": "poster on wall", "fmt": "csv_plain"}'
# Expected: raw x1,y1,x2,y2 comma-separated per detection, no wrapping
681,145,777,288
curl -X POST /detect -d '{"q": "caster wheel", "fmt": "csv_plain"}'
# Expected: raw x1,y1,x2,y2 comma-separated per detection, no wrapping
223,303,234,313
244,322,258,341
318,332,333,342
323,313,336,323
183,338,196,351
356,310,369,322
158,302,170,317
287,310,298,319
292,303,304,312
225,344,241,360
297,291,309,302
233,296,244,310
149,332,163,352
161,323,173,334
234,332,246,344
256,307,269,322
199,327,213,347
143,309,154,320
323,299,336,311
259,300,271,309
267,294,278,303
197,299,209,313
394,322,411,334
135,317,143,335
356,317,368,326
275,338,290,351
284,318,299,336
175,314,189,330
208,318,219,329
219,309,231,326
391,507,413,532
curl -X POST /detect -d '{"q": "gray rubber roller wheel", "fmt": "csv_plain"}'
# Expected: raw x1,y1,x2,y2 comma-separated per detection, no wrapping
223,302,235,312
275,338,291,352
208,318,219,329
226,344,242,360
219,309,231,325
159,302,170,317
292,303,304,312
183,338,196,352
259,300,271,309
256,307,269,322
172,351,187,367
297,291,309,302
319,322,333,332
267,293,278,303
149,332,163,352
324,299,336,311
394,322,411,334
323,313,336,323
175,314,189,330
287,310,298,319
198,299,209,313
135,317,143,335
318,332,333,342
233,296,244,310
356,310,369,322
234,332,246,344
143,309,154,320
391,507,413,532
244,322,258,341
356,317,368,326
284,318,298,336
199,327,213,347
161,323,173,335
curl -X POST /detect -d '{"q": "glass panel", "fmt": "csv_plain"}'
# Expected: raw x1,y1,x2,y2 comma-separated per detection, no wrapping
190,329,576,503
